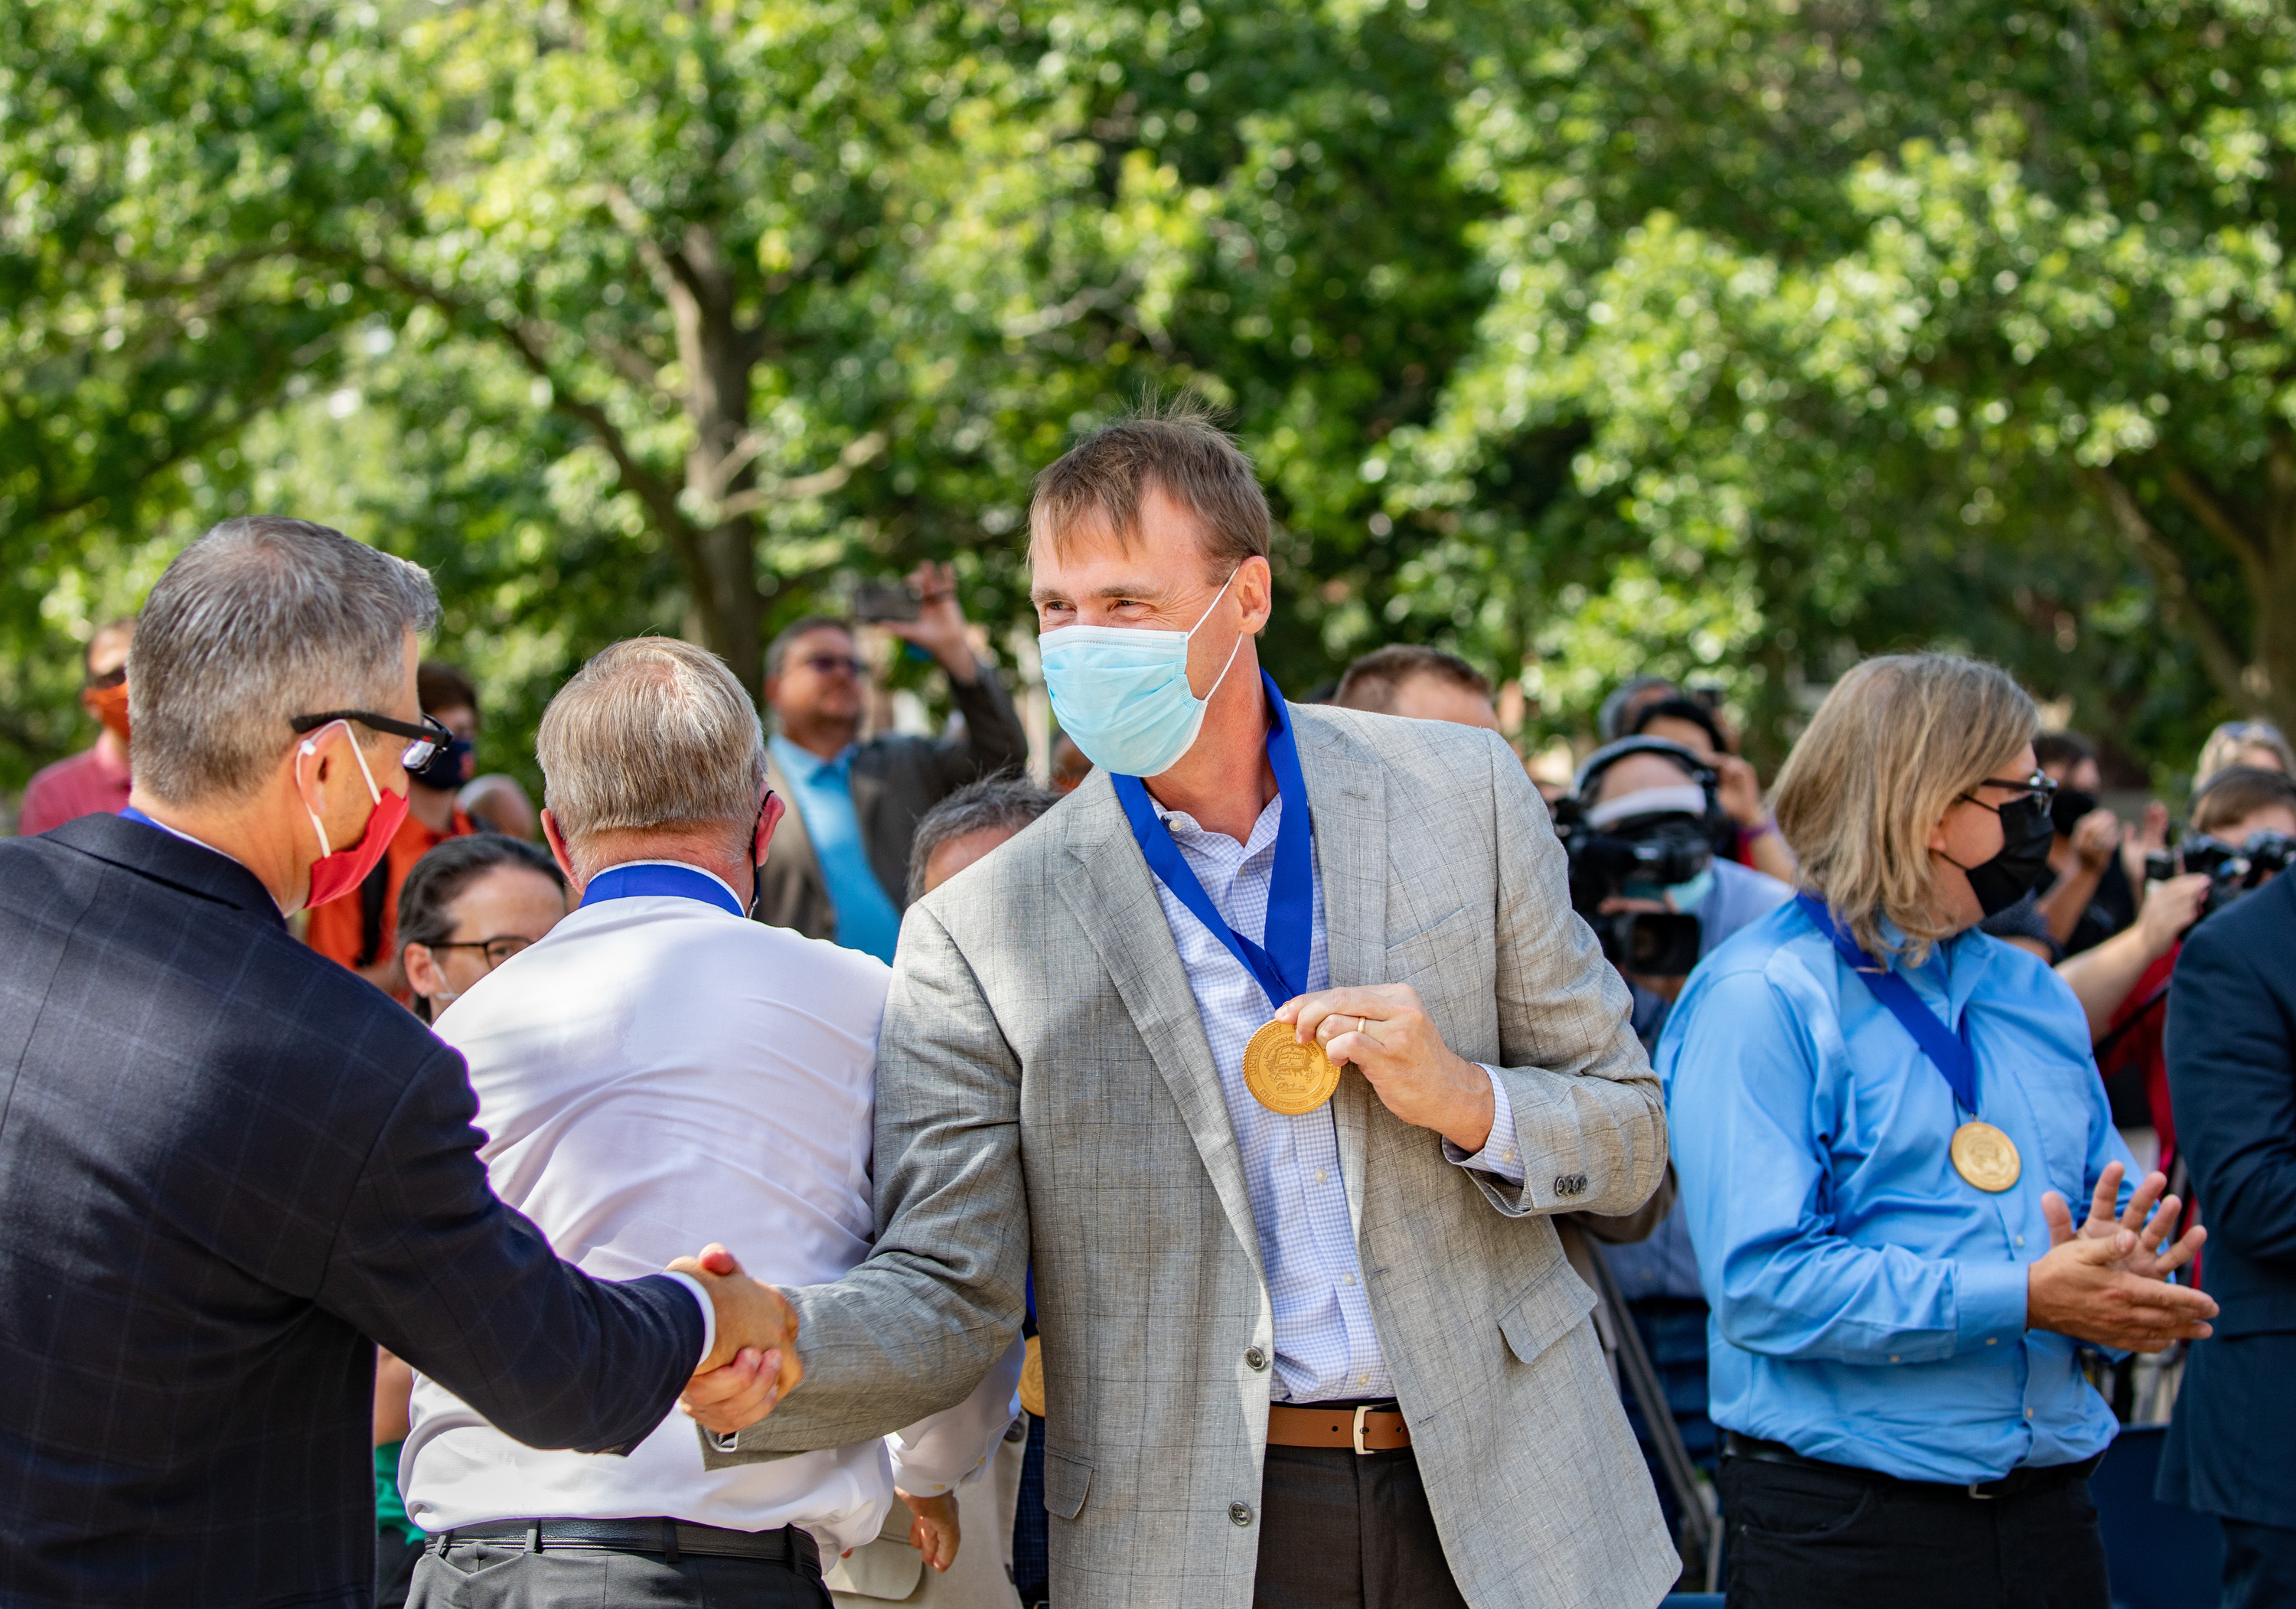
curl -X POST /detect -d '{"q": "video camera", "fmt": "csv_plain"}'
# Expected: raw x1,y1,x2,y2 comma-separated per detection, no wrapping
2144,831,2296,922
1555,736,1727,978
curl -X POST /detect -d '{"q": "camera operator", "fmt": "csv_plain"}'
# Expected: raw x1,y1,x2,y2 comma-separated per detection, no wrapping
1624,695,1799,886
2155,762,2296,1607
1557,737,1792,1539
2030,732,2137,956
2072,766,2296,1173
1559,736,1794,1044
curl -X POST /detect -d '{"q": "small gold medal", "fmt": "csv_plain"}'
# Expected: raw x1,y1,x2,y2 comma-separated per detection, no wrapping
1019,1334,1045,1418
1951,1121,2021,1193
1241,1018,1342,1115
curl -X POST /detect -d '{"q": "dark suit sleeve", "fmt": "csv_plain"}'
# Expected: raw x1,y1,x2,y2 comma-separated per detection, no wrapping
315,1042,704,1453
2167,920,2296,1271
930,662,1027,790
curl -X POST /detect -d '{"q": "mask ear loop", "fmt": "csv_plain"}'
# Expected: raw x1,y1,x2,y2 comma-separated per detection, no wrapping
297,720,386,857
1186,569,1248,707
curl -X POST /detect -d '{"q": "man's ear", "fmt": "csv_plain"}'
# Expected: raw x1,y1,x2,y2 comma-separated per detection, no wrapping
754,791,785,865
540,809,582,889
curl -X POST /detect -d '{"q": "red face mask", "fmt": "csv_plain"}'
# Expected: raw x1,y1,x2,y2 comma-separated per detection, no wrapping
297,721,409,910
86,680,132,744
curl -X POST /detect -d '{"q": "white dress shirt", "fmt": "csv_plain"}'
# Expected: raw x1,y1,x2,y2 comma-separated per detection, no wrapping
1147,794,1524,1404
403,862,1021,1549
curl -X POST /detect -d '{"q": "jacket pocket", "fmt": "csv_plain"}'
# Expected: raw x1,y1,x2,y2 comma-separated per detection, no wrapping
1042,1444,1094,1521
1497,1257,1599,1366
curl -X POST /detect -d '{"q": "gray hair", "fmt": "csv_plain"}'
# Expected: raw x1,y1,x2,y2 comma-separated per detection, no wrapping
908,774,1059,901
129,517,440,804
537,637,765,868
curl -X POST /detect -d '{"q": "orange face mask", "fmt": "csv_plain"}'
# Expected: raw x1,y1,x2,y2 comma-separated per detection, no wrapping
86,680,131,745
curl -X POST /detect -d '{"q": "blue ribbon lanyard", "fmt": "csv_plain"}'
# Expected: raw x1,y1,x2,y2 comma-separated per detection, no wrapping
1111,671,1313,1010
1795,893,1979,1115
580,861,746,919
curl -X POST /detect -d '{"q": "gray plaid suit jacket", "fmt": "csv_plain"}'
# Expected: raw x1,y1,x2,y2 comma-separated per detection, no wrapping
716,703,1678,1608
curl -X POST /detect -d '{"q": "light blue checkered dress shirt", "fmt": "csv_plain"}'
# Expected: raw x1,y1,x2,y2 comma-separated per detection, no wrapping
1146,790,1524,1403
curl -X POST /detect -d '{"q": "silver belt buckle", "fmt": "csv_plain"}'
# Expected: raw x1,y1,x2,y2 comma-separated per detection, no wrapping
1352,1404,1373,1455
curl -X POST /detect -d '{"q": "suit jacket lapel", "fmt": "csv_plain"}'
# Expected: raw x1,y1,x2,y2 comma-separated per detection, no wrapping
1294,708,1388,1238
1053,774,1267,1285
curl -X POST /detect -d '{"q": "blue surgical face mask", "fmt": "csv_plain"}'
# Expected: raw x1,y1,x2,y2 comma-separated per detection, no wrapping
1040,572,1244,778
1663,867,1715,914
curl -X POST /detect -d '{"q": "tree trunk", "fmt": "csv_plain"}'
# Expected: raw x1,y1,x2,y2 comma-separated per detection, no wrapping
664,223,766,702
2255,444,2296,739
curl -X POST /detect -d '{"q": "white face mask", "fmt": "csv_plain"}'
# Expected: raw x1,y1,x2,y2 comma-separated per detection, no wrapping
1038,571,1244,777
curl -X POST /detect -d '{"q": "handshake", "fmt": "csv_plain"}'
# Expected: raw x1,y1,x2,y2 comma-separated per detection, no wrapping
668,1244,801,1434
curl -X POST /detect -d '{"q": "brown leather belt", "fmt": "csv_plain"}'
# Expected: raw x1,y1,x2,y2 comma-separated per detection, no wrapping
1267,1401,1411,1453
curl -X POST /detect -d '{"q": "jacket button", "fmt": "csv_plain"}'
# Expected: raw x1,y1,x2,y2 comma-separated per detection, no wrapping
1229,1502,1254,1527
1244,1346,1268,1371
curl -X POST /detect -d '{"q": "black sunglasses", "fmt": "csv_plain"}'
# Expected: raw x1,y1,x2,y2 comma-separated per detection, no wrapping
289,710,455,772
1960,771,2058,812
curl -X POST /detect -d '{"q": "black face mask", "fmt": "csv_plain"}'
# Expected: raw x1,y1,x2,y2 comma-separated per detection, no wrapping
1952,791,2056,917
2049,786,2099,838
409,734,472,793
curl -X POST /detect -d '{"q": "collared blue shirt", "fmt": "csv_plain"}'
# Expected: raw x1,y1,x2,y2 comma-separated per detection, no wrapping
1658,898,2138,1483
770,733,902,964
1144,791,1521,1404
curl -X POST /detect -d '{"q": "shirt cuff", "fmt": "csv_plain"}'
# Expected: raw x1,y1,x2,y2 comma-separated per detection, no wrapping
661,1271,717,1370
1442,1066,1525,1183
1955,1260,2029,1355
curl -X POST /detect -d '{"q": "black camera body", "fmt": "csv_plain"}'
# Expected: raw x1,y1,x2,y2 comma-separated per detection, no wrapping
1554,801,1714,978
2150,831,2296,922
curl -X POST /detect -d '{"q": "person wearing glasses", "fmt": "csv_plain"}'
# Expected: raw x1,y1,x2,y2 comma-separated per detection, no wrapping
1659,653,2220,1609
757,561,1027,961
0,517,799,1609
370,835,572,1603
19,615,138,835
396,833,569,1025
305,661,489,997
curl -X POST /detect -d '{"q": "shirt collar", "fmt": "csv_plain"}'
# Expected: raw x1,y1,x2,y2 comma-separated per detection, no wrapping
1155,792,1284,857
117,805,284,912
770,732,856,783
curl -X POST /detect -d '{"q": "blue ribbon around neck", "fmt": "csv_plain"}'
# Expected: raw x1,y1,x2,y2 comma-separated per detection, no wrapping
581,861,746,920
1112,670,1313,1010
1795,892,1979,1115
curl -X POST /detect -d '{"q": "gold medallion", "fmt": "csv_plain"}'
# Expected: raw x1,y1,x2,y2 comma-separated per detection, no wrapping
1241,1018,1342,1115
1019,1334,1045,1418
1951,1121,2022,1193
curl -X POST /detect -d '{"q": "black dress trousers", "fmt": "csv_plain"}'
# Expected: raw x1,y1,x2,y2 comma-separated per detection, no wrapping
1251,1444,1470,1609
1719,1453,2111,1609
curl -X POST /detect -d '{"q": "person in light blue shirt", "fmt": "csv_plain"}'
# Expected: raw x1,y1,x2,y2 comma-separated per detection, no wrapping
1660,652,2216,1609
768,730,907,964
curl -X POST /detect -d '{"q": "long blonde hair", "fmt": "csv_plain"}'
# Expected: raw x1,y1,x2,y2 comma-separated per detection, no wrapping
1773,654,2037,962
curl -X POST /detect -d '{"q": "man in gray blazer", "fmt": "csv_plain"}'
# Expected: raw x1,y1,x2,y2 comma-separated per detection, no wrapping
700,412,1676,1609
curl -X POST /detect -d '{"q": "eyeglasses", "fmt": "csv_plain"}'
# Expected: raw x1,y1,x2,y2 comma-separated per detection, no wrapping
1960,771,2058,812
799,654,869,678
421,935,534,970
289,710,455,771
85,666,126,691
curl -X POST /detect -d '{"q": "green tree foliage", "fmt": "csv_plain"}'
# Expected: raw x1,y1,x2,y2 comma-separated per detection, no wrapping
3,0,2288,798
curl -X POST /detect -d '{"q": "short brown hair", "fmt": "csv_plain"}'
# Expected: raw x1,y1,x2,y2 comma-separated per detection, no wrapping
1773,653,2037,962
417,661,479,720
2191,765,2296,836
1028,400,1270,575
1333,645,1492,714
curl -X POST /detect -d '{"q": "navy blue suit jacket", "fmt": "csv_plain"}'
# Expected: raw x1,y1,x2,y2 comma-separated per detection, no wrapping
2157,870,2296,1526
0,815,705,1607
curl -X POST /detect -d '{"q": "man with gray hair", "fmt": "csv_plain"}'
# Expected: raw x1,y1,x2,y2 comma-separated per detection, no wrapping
0,519,792,1609
403,636,1021,1609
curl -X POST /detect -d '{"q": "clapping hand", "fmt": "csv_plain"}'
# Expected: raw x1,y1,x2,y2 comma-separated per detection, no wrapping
2026,1162,2216,1353
669,1243,803,1434
2043,1160,2206,1282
